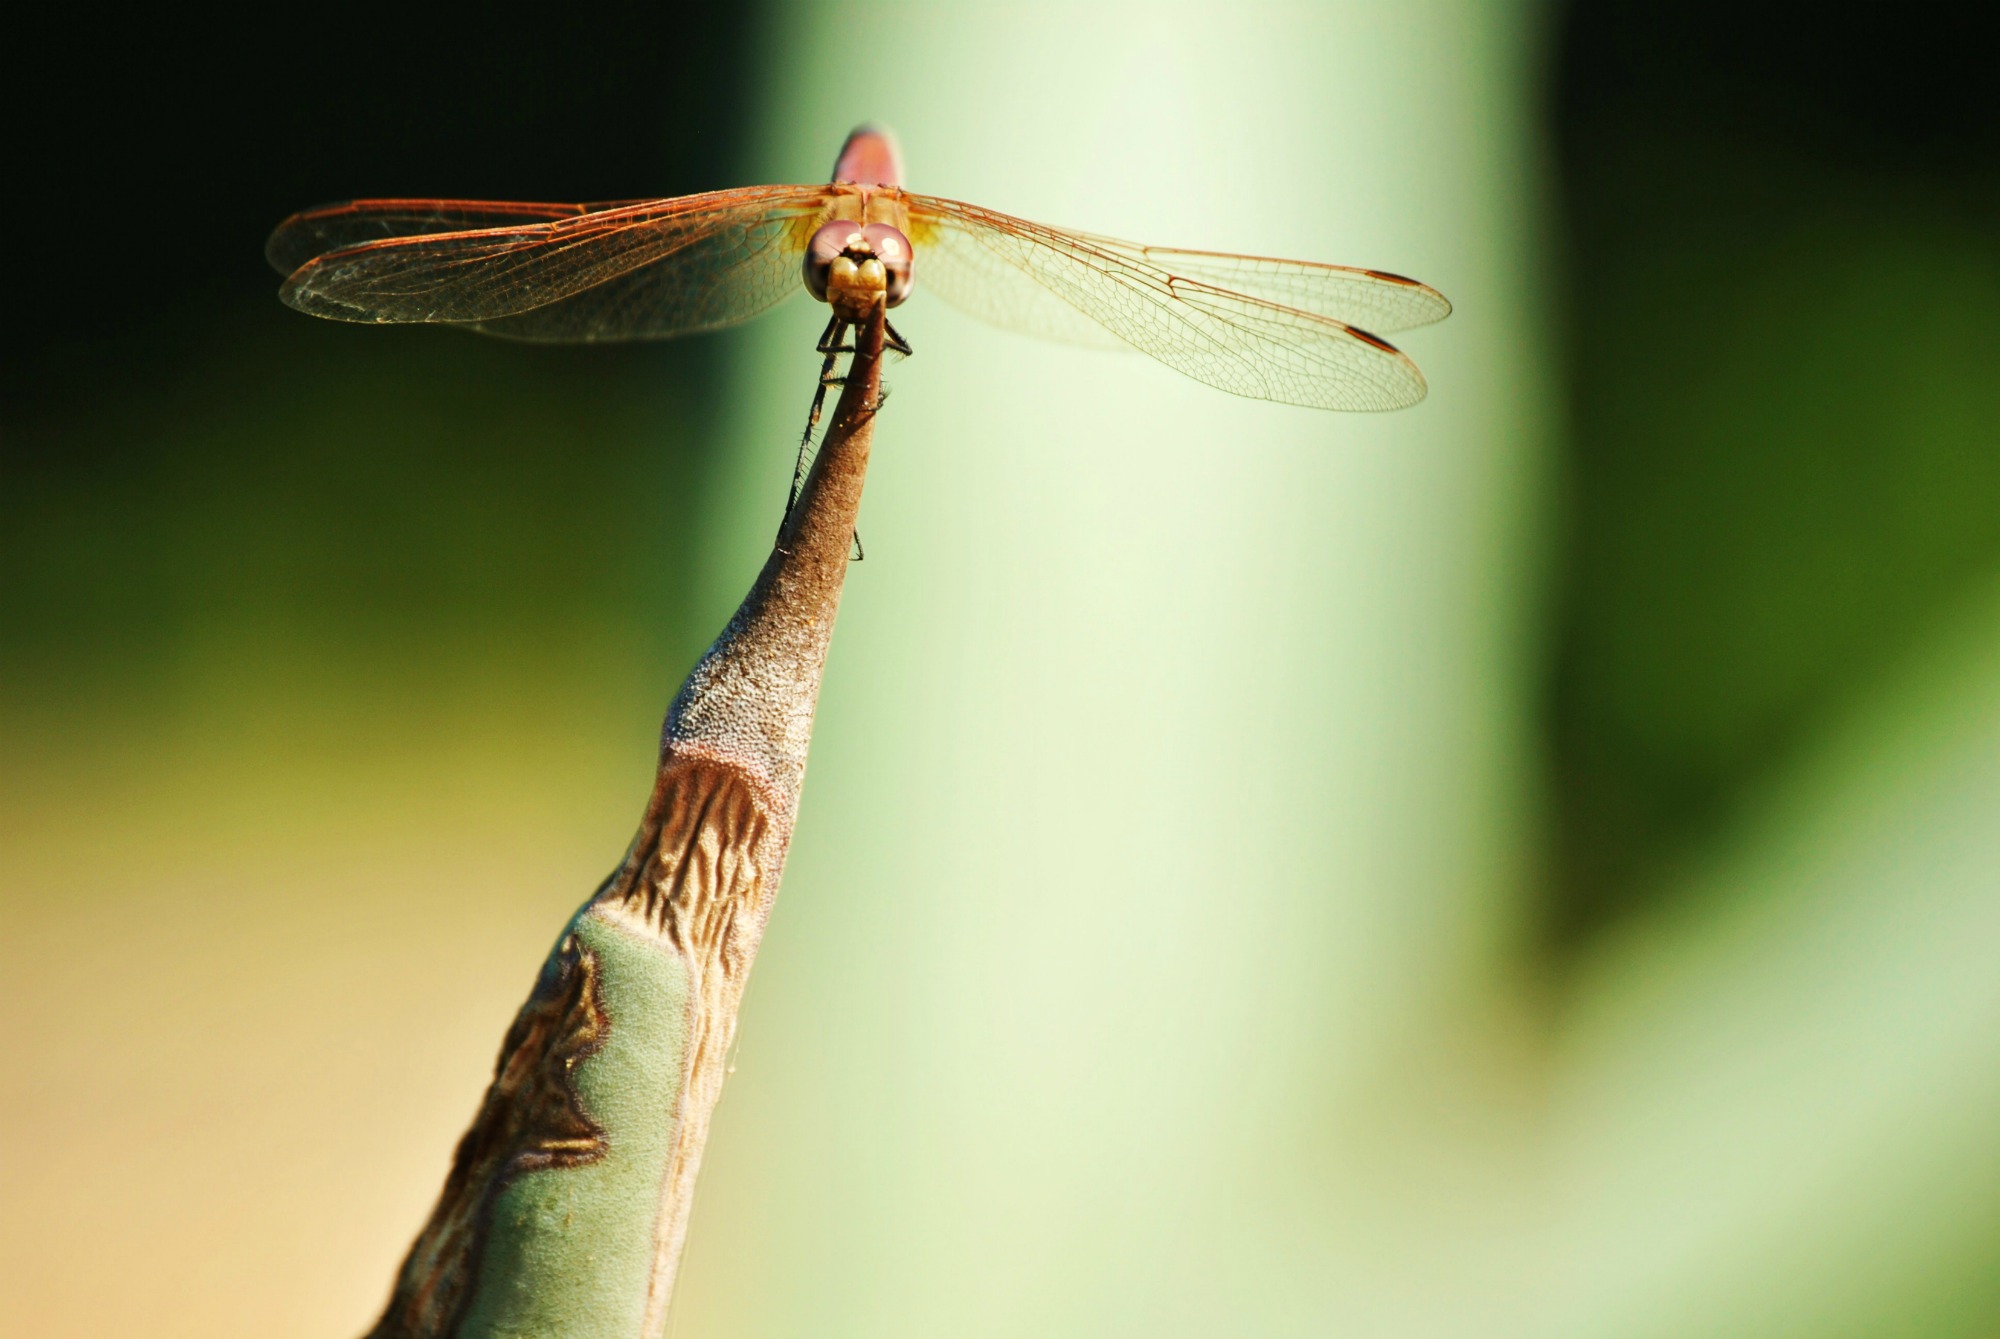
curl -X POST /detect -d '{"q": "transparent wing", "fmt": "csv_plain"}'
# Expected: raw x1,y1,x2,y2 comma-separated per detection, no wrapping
265,199,652,276
266,185,832,342
905,210,1132,351
907,194,1444,410
1120,245,1450,334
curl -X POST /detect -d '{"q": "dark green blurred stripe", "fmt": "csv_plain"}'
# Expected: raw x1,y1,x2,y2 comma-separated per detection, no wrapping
1546,1,2000,945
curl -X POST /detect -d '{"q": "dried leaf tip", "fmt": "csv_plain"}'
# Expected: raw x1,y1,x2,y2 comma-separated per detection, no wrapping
663,309,887,817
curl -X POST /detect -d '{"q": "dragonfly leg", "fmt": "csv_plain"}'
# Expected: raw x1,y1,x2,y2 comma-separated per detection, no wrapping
812,313,856,392
780,318,851,538
840,317,901,557
784,312,885,558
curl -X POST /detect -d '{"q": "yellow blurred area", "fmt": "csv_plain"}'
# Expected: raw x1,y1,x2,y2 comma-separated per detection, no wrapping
1,666,662,1335
8,584,2000,1336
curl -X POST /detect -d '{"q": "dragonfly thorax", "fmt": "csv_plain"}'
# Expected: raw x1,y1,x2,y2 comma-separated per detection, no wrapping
803,219,913,321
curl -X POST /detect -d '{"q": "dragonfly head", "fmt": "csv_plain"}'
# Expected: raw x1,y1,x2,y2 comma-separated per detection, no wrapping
804,220,914,321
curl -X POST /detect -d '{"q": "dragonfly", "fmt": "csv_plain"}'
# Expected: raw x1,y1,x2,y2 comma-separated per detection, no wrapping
268,124,1450,510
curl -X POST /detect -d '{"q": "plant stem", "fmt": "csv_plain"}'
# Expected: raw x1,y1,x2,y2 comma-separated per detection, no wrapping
363,310,888,1339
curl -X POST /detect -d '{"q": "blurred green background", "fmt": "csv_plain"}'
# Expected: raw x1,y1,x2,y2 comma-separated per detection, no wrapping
5,3,2000,1336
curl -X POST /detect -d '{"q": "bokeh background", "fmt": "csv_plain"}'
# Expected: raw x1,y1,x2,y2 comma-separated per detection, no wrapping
6,2,2000,1335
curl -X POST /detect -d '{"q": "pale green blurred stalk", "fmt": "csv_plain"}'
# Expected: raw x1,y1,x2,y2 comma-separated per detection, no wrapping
675,2,1548,1334
656,4,2000,1338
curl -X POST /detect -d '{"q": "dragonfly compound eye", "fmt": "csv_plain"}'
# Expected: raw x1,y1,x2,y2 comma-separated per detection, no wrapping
802,220,865,303
802,219,915,315
860,223,915,307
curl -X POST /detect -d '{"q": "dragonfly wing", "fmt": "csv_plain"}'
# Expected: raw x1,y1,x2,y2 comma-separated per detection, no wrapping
266,200,645,277
1119,245,1450,334
269,185,831,342
908,195,1436,411
464,200,815,343
908,208,1131,350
